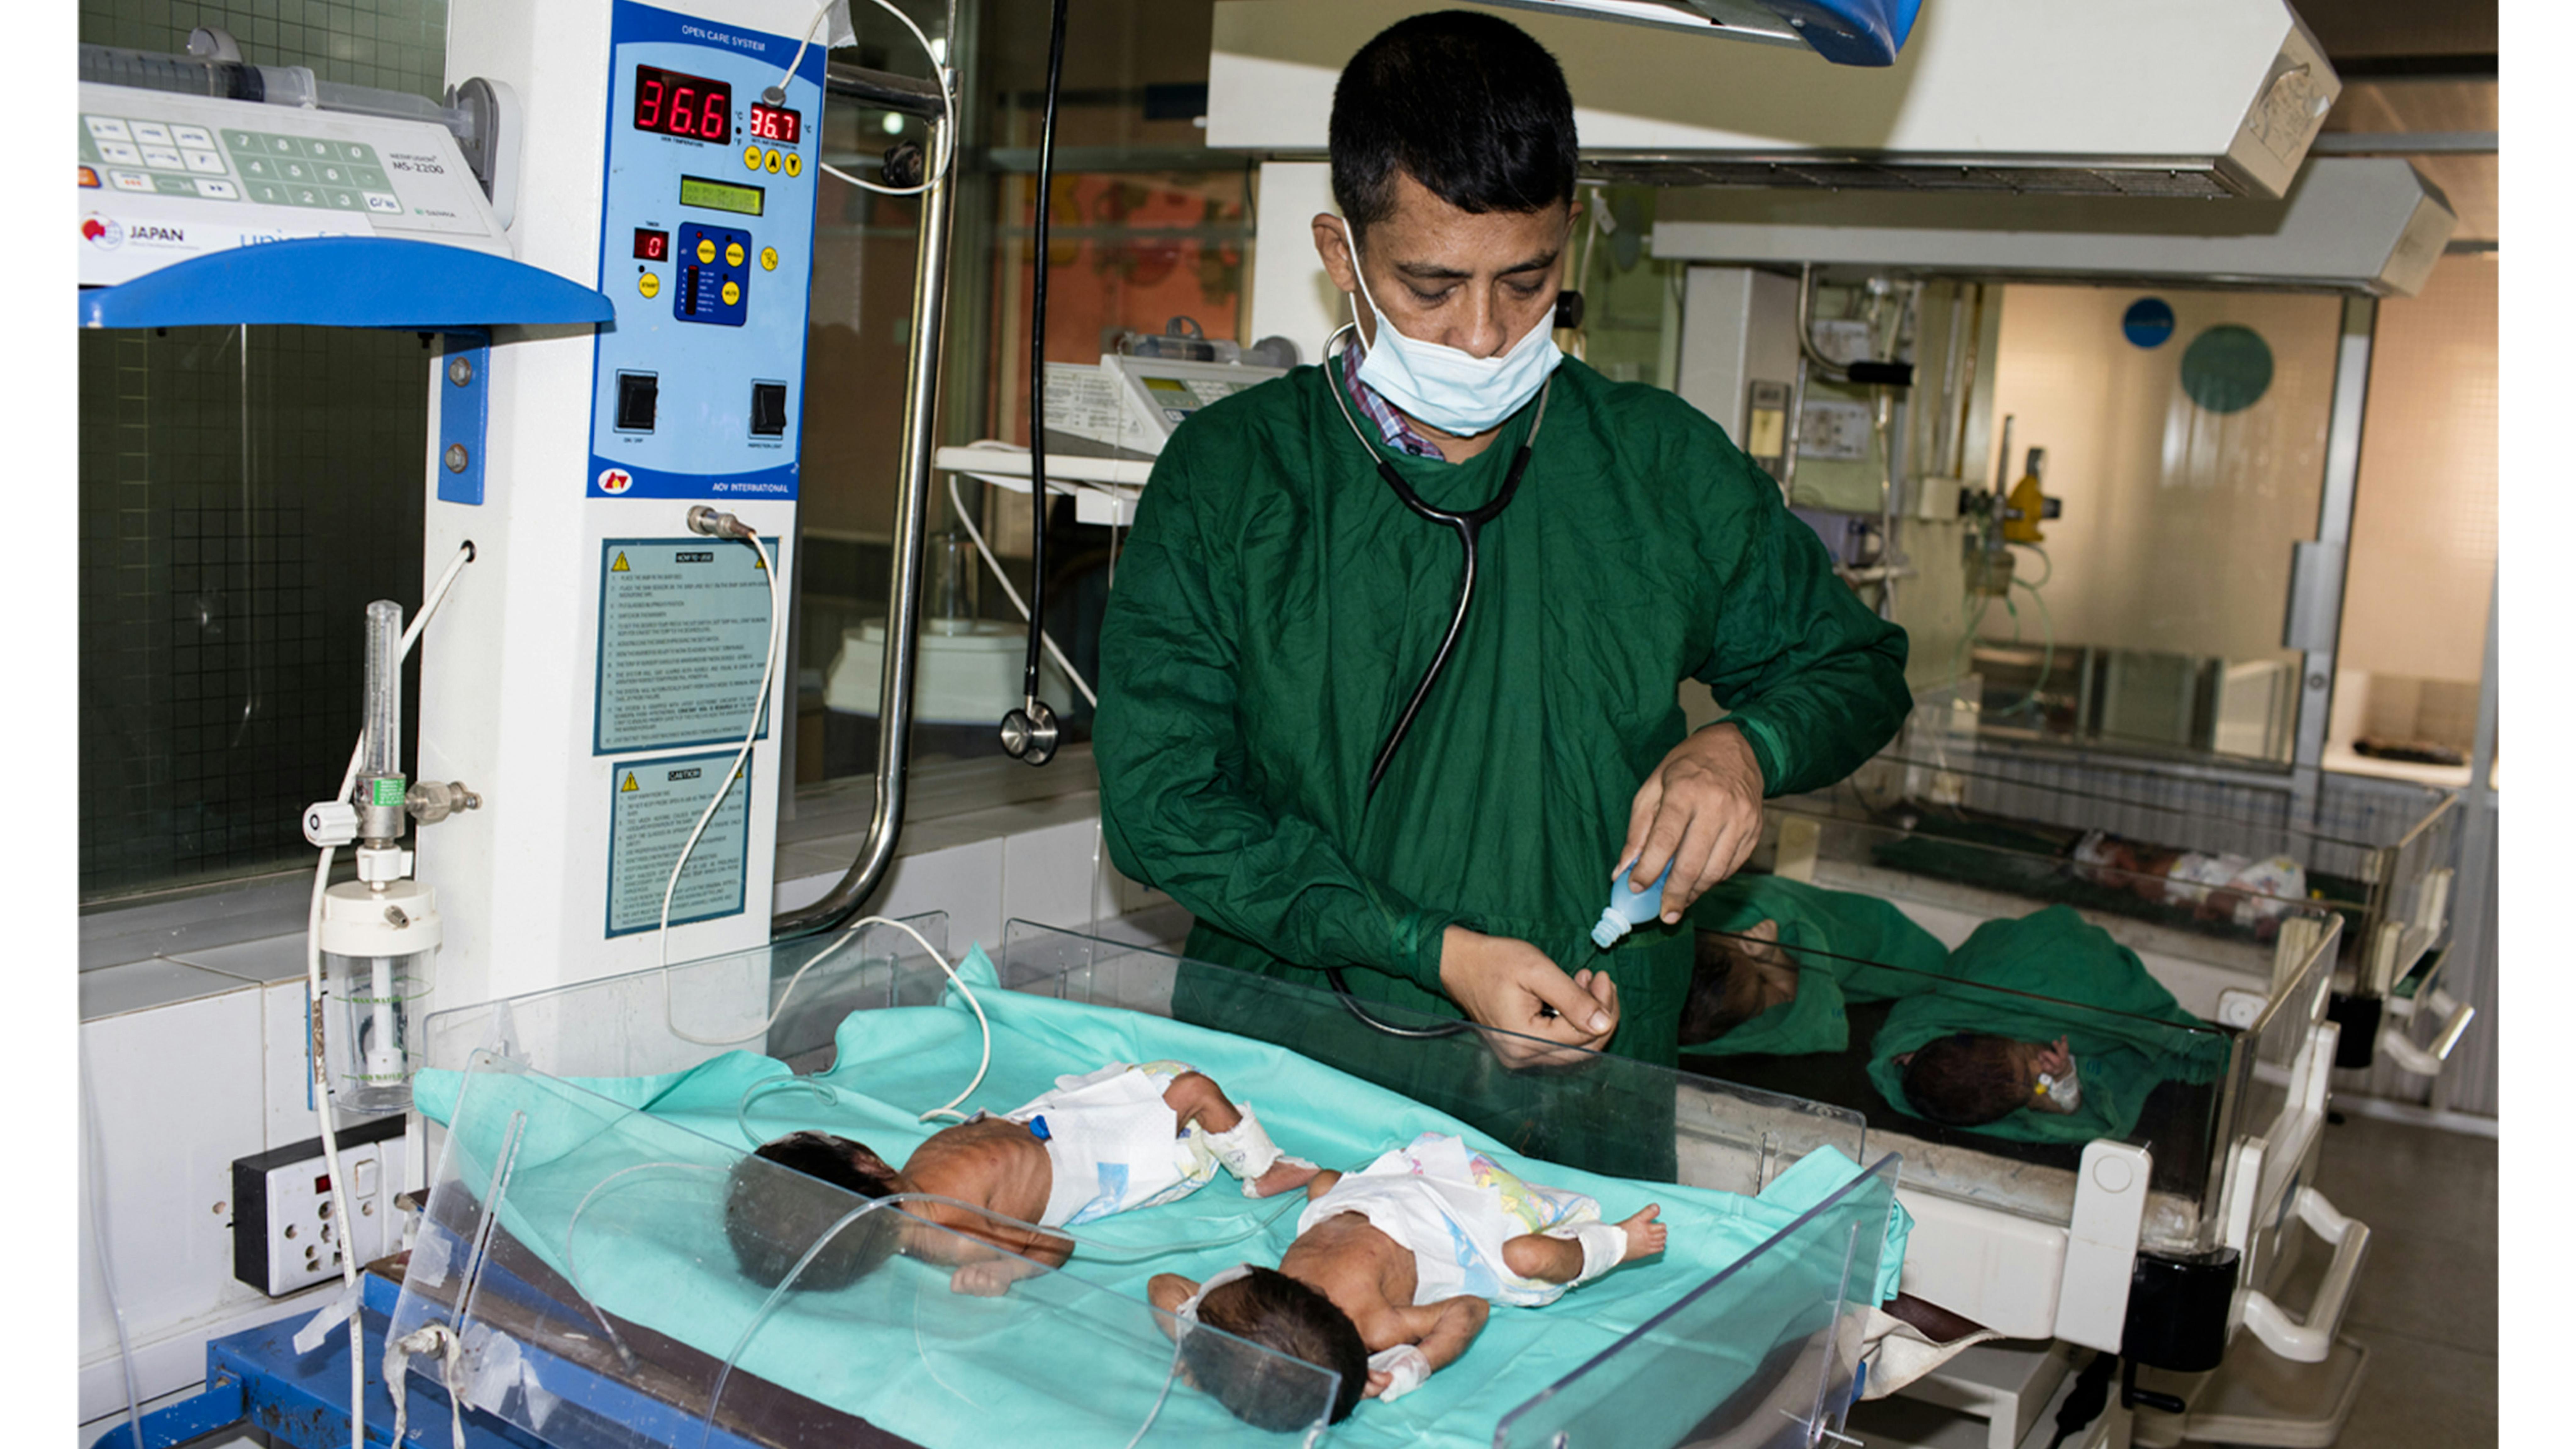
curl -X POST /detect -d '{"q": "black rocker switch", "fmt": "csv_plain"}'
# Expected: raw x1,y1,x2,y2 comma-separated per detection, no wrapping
614,372,659,433
749,381,789,437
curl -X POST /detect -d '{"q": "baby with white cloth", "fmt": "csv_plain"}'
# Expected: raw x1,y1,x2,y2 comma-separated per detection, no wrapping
724,1059,1318,1296
1148,1131,1668,1426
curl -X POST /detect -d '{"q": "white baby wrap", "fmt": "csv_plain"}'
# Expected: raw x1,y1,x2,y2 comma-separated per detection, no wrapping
1001,1060,1219,1228
1297,1132,1603,1308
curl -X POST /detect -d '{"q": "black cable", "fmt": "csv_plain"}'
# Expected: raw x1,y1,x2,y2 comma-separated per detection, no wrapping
1002,0,1070,766
2046,1350,2116,1449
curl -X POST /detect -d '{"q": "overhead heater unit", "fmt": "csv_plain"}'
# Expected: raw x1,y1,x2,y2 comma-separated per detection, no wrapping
1208,0,2338,200
1651,156,2457,297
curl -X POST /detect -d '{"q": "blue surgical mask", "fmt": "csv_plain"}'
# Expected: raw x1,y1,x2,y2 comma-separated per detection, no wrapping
1343,219,1563,438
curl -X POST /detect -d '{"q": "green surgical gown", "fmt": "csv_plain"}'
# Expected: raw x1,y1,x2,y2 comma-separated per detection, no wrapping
1096,357,1911,1067
1866,905,2234,1143
1680,874,1953,1058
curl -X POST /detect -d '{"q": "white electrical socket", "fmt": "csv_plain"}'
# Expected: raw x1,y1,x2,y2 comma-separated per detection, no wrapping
232,1122,402,1296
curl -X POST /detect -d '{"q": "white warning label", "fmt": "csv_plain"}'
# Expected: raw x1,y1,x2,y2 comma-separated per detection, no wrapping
596,537,775,754
604,752,751,936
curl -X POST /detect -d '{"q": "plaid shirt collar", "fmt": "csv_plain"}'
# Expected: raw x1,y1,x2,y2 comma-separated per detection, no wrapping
1339,333,1447,461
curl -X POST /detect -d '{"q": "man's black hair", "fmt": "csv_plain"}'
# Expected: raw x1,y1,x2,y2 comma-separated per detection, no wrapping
1183,1267,1371,1427
1329,10,1579,242
721,1130,903,1291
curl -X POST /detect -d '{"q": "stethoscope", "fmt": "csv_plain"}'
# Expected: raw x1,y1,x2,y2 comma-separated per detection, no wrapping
1318,319,1554,1039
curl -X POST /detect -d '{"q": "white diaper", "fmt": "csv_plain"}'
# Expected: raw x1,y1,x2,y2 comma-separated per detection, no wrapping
1001,1061,1218,1228
1295,1132,1599,1308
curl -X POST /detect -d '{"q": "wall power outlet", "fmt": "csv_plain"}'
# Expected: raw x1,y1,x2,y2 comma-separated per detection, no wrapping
231,1113,404,1297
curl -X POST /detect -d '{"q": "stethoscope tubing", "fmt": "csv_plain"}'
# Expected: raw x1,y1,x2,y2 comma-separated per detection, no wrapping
1318,324,1552,1038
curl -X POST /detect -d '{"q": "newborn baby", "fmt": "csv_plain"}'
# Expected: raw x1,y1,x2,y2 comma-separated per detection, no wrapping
724,1059,1317,1295
1893,1031,2082,1128
1148,1131,1667,1426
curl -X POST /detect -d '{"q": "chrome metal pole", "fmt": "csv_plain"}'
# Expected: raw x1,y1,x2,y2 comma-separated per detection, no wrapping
772,107,954,940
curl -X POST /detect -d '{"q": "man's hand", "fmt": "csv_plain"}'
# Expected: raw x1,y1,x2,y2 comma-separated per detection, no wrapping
1620,723,1765,924
1439,927,1619,1067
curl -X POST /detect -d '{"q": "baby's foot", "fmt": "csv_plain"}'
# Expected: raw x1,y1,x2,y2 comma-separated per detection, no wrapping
1618,1205,1667,1264
1247,1158,1321,1198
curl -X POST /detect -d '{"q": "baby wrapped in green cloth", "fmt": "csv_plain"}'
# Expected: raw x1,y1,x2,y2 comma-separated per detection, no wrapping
1677,874,1951,1058
1866,906,2234,1144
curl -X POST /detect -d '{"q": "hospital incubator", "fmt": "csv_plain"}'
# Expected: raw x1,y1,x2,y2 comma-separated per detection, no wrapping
370,916,1901,1449
1762,697,2468,1085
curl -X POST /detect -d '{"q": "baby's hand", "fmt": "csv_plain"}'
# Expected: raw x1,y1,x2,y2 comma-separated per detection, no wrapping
1247,1158,1321,1198
1617,1205,1667,1264
950,1260,1028,1297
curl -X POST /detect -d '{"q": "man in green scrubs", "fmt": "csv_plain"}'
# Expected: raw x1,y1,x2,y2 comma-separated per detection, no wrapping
1095,11,1909,1070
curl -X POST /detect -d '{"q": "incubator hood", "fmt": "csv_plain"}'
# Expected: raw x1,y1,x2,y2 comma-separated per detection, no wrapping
1208,0,2338,200
1651,155,2457,297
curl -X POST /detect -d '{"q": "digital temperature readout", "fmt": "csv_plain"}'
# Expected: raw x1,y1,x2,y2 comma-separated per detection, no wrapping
634,227,669,261
634,65,731,144
747,103,801,145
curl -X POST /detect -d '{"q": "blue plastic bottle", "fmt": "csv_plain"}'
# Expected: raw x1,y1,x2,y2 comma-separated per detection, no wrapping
1592,858,1675,949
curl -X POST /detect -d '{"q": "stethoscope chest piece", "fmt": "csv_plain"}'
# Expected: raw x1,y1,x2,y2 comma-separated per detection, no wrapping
1001,697,1061,765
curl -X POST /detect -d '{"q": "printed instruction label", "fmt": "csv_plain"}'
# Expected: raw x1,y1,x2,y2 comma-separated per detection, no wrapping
596,538,774,753
604,751,751,936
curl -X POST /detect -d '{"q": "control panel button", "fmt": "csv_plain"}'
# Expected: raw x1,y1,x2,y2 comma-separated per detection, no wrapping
196,178,240,199
744,144,763,171
696,236,716,264
749,382,789,437
86,116,133,142
785,153,803,178
720,280,741,306
764,148,782,173
78,165,99,189
172,125,216,149
364,192,401,214
614,372,659,433
760,246,778,271
131,122,173,146
142,146,185,170
97,141,142,166
638,272,661,299
724,240,745,266
110,171,152,193
184,150,228,175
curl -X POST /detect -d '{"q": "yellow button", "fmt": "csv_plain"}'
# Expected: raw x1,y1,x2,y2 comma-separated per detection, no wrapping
720,280,741,306
725,240,745,266
784,153,802,177
638,272,660,298
744,144,762,170
760,246,778,271
765,148,782,174
696,237,715,264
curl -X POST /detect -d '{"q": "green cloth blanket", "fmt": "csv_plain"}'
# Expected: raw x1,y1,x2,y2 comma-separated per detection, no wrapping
411,947,1907,1449
1680,875,1952,1058
1865,907,2233,1144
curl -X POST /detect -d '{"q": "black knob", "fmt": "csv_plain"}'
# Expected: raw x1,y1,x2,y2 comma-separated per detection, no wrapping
883,141,926,189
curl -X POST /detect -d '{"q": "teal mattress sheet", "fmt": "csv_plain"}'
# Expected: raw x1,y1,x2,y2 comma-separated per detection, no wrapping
412,947,1906,1447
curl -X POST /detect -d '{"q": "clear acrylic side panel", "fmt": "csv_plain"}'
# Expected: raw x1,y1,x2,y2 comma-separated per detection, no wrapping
389,1050,1340,1449
1492,1154,1902,1449
1682,925,2238,1248
1752,801,2331,986
2220,912,2342,1209
420,914,953,1079
990,919,1867,1195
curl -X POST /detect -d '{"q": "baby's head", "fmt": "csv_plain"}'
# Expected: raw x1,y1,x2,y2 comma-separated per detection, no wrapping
1680,920,1798,1046
1897,1034,2077,1127
1168,1267,1369,1427
722,1130,908,1290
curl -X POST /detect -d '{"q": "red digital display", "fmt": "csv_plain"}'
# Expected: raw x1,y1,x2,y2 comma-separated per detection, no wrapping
634,227,669,261
747,103,801,145
633,65,731,144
